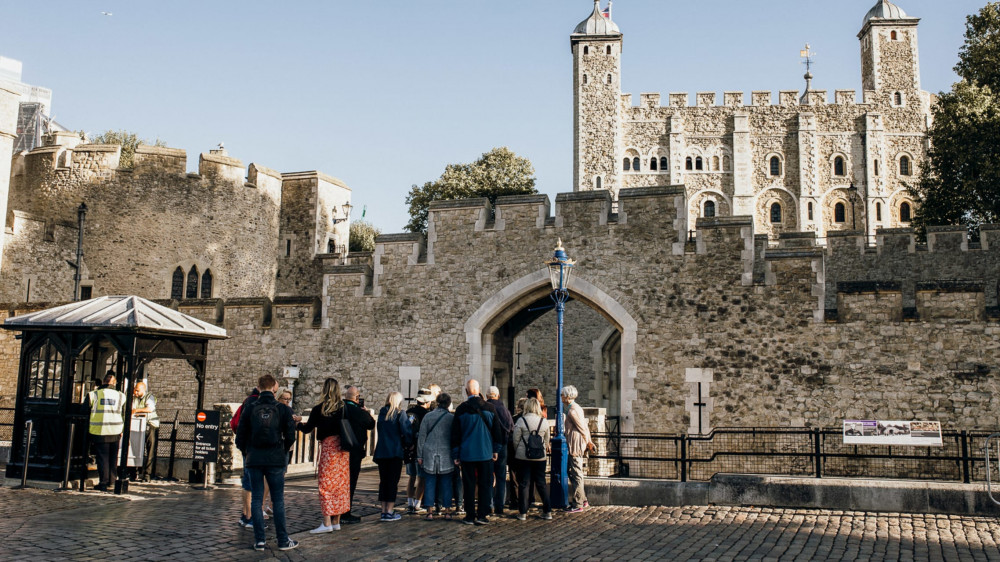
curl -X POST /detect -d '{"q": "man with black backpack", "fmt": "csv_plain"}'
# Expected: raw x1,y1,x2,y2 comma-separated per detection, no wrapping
235,374,298,552
486,386,513,516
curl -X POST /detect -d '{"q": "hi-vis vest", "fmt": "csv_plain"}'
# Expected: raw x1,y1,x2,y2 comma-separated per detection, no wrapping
88,387,126,436
134,393,159,429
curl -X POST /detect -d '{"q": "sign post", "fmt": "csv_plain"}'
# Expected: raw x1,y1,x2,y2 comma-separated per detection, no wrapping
193,410,220,490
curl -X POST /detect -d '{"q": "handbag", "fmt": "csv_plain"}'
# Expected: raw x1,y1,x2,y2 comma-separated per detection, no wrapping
339,409,360,451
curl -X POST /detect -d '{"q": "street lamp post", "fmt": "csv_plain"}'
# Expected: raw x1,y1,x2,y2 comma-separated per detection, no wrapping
545,239,575,509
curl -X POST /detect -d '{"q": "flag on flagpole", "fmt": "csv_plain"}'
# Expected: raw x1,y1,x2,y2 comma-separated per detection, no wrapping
362,205,367,218
602,7,610,18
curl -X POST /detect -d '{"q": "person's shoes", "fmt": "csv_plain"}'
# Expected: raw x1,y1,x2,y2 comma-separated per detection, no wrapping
475,518,489,525
463,518,475,525
341,513,361,524
516,513,526,521
253,542,266,551
456,508,466,516
583,501,590,508
405,505,415,515
94,484,108,492
565,506,584,513
413,505,427,514
140,475,151,483
424,513,434,521
309,524,334,534
380,512,401,522
331,524,341,530
264,505,274,516
541,512,553,520
278,539,299,551
238,515,252,528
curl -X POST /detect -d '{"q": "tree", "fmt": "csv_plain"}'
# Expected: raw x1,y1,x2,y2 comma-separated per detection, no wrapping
89,129,166,169
913,3,1000,232
404,147,537,233
349,220,381,253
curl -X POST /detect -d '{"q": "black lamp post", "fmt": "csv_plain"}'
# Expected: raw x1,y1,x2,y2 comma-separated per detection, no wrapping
72,202,87,301
545,239,575,508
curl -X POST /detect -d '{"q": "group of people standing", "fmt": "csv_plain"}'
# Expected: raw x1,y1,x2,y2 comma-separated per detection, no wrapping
233,373,595,551
85,372,160,492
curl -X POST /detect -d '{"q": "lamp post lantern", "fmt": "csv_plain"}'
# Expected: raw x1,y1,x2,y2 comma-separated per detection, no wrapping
545,238,575,508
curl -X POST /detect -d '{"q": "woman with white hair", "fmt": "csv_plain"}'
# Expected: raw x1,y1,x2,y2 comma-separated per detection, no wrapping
561,385,593,512
373,391,412,521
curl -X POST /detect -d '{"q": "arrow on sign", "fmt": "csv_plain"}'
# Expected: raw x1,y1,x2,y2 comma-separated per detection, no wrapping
196,433,204,441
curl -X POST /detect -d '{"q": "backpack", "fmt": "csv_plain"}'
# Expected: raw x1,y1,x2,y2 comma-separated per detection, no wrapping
231,392,258,431
250,401,282,449
522,417,546,460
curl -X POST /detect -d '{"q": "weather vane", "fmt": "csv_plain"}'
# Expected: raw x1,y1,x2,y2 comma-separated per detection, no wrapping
800,43,816,93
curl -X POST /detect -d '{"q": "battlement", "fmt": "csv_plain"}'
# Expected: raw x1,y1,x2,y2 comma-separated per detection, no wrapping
626,89,864,109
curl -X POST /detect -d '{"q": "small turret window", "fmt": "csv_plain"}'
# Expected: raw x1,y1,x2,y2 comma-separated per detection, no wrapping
891,31,898,41
607,74,613,85
704,200,716,218
632,157,640,171
807,202,814,220
660,156,668,171
584,46,589,55
874,159,880,176
606,45,611,55
650,158,657,171
685,157,693,170
876,202,882,221
894,92,903,106
595,176,602,189
834,156,845,176
770,203,782,224
900,202,912,222
623,158,631,172
582,74,588,85
899,155,911,176
835,202,846,223
770,156,781,176
695,157,703,171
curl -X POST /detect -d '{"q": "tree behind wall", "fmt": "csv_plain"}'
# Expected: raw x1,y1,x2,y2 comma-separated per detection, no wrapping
349,220,381,252
89,130,167,169
913,3,1000,233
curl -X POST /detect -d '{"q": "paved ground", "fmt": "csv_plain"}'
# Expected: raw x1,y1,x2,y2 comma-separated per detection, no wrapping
3,470,1000,561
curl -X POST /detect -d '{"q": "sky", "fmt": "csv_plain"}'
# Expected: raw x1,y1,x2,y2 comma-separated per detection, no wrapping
0,0,987,233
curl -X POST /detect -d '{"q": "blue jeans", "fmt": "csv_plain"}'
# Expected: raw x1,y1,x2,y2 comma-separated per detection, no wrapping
247,466,288,545
421,468,453,510
492,447,508,513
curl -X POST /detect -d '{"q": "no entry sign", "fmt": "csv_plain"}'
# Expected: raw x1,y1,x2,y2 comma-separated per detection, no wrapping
193,410,220,462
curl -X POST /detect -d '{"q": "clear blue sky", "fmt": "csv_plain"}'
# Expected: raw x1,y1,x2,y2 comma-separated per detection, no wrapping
1,1,986,233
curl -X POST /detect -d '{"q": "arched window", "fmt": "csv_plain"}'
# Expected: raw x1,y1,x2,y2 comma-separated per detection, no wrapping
582,74,588,85
623,158,631,171
894,92,903,106
770,203,782,224
712,156,720,171
899,155,911,176
186,266,199,299
900,202,912,222
876,202,882,221
660,156,668,171
649,158,657,171
835,202,846,223
632,157,640,171
685,157,693,170
891,30,897,40
770,156,781,176
695,157,703,170
583,46,589,55
606,45,611,55
607,74,612,85
723,155,731,171
201,269,213,298
834,156,845,176
874,159,880,176
704,200,716,218
595,176,602,189
171,267,184,300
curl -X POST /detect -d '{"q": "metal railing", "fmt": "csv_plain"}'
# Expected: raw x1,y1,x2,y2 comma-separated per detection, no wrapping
588,427,1000,483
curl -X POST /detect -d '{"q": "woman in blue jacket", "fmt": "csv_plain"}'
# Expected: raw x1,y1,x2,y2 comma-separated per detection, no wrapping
373,391,412,521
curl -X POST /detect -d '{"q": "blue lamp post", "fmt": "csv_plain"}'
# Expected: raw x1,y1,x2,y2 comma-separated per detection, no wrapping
545,238,575,508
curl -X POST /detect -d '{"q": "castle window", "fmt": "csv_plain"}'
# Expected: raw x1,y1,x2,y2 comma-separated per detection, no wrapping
723,155,731,171
899,155,911,176
607,74,613,85
685,157,693,170
171,267,184,300
900,202,912,222
201,269,213,298
834,156,845,176
704,200,716,218
650,158,657,171
770,203,782,224
770,156,781,176
894,92,903,106
80,285,93,300
695,157,703,171
835,202,846,223
891,30,898,41
632,157,640,171
595,176,602,189
26,339,62,400
584,46,589,55
285,239,292,257
712,156,720,171
582,73,588,85
660,156,668,171
876,202,883,221
874,159,880,176
606,45,611,55
186,266,199,299
623,158,631,171
807,202,814,220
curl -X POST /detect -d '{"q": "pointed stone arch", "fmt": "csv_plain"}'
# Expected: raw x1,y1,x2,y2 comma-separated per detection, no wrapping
464,268,638,431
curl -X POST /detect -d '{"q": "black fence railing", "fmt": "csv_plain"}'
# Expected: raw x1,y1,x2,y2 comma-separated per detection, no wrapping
589,427,1000,483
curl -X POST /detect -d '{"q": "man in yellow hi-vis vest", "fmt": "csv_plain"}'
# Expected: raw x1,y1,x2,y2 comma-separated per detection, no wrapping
87,372,127,492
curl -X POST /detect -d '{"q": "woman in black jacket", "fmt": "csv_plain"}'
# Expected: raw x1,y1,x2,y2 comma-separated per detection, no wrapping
297,377,350,533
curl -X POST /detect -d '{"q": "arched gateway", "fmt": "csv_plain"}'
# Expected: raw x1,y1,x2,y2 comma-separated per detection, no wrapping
464,268,638,432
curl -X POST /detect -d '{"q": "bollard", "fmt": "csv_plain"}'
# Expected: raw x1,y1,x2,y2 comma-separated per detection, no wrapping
57,422,76,491
16,419,34,489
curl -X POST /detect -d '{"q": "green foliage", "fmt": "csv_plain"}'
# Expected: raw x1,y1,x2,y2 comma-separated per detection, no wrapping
89,129,166,169
349,220,381,252
913,3,1000,233
404,147,537,233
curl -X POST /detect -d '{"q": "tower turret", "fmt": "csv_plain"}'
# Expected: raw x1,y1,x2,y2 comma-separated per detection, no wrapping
858,0,921,97
571,1,623,196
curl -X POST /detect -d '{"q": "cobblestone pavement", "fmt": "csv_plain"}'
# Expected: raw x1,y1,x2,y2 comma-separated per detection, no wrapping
3,472,1000,561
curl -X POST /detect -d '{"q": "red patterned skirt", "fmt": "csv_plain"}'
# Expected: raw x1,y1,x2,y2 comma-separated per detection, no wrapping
318,435,351,516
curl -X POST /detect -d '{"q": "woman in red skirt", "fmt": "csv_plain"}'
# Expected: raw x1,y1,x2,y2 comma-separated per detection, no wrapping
298,377,351,533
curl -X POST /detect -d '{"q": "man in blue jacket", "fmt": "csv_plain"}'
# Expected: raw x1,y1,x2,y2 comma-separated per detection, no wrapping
451,379,504,525
235,374,298,552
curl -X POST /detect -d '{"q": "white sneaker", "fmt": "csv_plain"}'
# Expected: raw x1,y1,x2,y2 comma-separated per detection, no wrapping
331,524,341,530
309,524,334,534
